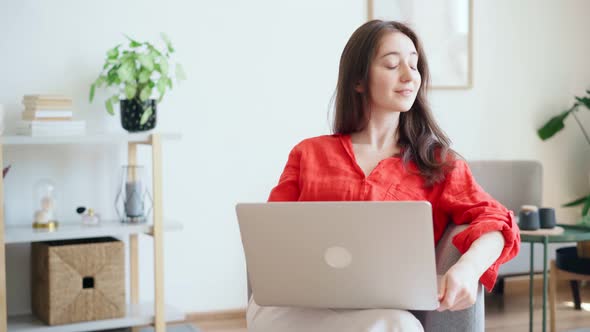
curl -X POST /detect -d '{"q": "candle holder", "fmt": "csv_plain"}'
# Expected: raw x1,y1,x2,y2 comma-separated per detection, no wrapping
115,165,152,223
32,178,59,230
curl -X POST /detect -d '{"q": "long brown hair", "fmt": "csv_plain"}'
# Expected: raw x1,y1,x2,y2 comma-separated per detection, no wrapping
333,20,456,187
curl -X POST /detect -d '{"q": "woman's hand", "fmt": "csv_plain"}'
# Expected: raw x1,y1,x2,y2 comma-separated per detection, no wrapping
437,260,479,312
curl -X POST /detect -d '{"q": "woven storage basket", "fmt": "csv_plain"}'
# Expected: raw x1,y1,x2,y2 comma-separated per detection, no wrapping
31,237,125,325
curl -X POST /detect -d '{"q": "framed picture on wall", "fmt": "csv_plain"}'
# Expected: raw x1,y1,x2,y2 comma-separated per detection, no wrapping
367,0,473,89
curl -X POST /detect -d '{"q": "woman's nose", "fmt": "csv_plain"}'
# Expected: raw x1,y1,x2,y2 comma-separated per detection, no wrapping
399,65,412,82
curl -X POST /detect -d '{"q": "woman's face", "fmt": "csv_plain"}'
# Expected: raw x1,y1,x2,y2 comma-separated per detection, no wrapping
366,31,421,113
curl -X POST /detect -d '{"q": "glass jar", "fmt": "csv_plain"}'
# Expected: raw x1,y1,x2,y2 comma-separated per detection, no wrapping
33,178,58,229
115,165,152,223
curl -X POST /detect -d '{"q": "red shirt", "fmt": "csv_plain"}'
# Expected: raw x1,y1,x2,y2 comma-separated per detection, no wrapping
268,134,520,292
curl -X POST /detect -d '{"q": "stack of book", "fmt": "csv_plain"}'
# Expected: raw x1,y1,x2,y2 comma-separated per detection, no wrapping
17,95,86,136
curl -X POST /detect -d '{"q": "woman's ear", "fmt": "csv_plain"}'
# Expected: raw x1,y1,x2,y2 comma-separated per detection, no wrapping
354,81,365,93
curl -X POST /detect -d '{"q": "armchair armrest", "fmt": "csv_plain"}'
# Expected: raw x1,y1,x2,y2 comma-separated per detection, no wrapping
411,224,485,331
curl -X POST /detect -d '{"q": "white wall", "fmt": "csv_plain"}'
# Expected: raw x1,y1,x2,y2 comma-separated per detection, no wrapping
0,0,589,314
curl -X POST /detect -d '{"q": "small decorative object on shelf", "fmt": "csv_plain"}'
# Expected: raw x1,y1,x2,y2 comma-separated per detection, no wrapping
17,95,86,137
115,165,152,223
3,164,10,178
31,237,125,325
518,205,540,231
32,178,58,230
89,33,186,132
76,206,101,225
539,207,556,229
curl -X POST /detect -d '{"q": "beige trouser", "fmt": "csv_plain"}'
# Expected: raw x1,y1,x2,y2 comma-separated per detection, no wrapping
247,298,424,332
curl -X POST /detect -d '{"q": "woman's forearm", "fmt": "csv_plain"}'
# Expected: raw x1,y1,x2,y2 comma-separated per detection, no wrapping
457,231,505,276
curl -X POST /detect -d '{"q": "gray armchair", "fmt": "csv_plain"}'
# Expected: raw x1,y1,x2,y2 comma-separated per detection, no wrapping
410,224,485,331
411,160,542,330
468,160,543,291
247,160,541,331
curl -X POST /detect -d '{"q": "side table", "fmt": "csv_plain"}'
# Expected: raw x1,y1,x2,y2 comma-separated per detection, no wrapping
520,224,590,332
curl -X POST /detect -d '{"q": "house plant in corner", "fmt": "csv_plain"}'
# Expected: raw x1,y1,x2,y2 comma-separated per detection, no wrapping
538,89,590,222
89,33,186,132
537,89,590,255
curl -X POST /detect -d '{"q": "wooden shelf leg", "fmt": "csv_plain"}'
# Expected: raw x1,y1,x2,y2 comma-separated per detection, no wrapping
151,134,165,332
130,233,139,332
128,142,141,332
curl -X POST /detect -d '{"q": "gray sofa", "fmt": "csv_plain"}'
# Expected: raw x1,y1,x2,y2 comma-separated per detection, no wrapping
247,160,542,331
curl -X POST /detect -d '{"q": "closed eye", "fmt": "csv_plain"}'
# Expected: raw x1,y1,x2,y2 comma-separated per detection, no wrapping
386,64,417,70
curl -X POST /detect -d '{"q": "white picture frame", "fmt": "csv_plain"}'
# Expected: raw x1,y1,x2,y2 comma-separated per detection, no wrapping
368,0,473,89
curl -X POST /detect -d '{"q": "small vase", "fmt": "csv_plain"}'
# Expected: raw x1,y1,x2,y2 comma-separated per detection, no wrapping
120,99,157,132
115,165,153,223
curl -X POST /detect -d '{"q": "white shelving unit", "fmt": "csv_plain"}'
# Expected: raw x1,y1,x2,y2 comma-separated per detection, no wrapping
8,303,185,332
0,132,181,145
5,220,183,244
0,133,183,332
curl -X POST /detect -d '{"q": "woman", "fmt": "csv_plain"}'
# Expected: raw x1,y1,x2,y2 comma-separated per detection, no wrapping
248,20,520,331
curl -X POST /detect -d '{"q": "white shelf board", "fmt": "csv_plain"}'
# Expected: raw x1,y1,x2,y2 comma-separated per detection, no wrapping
4,220,183,243
8,303,185,332
0,132,181,145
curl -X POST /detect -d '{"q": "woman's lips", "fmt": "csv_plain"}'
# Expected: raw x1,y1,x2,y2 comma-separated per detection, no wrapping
395,89,413,96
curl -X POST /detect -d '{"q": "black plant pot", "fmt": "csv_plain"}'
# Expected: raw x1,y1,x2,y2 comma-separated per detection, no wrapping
120,99,157,132
556,247,590,274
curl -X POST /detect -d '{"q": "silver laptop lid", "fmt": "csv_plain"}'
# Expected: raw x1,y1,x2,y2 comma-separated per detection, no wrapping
236,201,439,310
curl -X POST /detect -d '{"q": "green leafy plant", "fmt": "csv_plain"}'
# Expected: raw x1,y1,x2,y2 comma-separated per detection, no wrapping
537,90,590,141
537,89,590,218
89,33,186,125
563,194,590,218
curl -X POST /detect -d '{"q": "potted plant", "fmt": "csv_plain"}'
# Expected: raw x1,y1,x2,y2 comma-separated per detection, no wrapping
89,33,186,132
537,89,590,223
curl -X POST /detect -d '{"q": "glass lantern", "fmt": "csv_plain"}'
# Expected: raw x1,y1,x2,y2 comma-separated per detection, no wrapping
115,165,152,223
32,178,58,230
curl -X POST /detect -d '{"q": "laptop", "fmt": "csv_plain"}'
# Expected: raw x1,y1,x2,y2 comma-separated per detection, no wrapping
236,201,440,310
